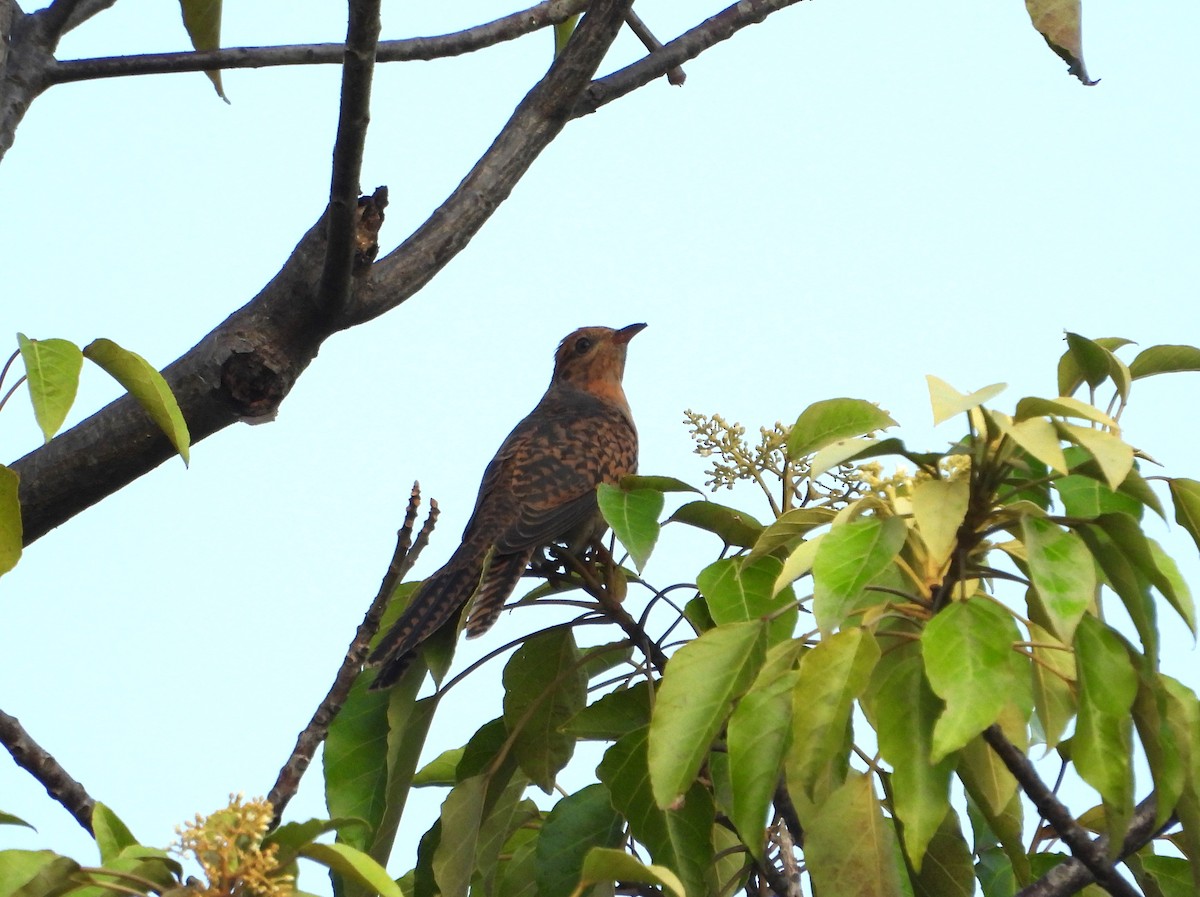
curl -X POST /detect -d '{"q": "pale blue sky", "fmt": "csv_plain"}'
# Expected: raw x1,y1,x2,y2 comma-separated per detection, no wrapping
2,0,1198,888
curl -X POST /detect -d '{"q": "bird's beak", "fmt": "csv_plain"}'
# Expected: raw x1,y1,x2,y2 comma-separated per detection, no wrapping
613,323,648,345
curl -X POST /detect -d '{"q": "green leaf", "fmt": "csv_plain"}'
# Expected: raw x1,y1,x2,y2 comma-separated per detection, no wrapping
535,785,624,897
1074,523,1158,663
265,818,368,866
564,680,653,741
369,684,439,866
728,669,798,857
1062,332,1112,391
618,475,700,494
1148,538,1195,633
747,507,837,562
575,848,686,897
0,465,21,577
432,775,487,897
1027,622,1075,751
910,806,974,897
665,500,763,548
1129,344,1200,379
597,484,663,572
0,850,80,897
498,826,539,897
912,478,969,567
1055,474,1141,520
16,334,82,442
788,398,898,459
1138,855,1196,897
804,773,905,897
923,598,1023,762
1073,615,1137,843
1132,671,1185,831
863,638,954,871
597,729,713,897
812,516,907,633
926,376,1007,426
966,792,1029,886
696,555,796,644
1093,513,1191,633
412,748,463,787
0,812,33,830
1020,516,1094,642
299,842,402,897
324,668,420,851
91,802,138,864
176,0,227,99
1168,478,1200,557
502,629,587,792
83,339,191,465
787,628,879,804
810,437,881,480
648,621,766,808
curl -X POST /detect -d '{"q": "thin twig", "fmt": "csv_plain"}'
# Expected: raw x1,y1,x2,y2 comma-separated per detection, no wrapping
982,725,1141,897
44,0,590,86
573,0,807,119
267,483,436,825
0,707,95,833
318,0,381,320
622,10,685,86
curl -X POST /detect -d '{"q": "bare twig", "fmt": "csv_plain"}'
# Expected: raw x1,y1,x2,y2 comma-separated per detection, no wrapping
267,483,437,824
0,707,95,833
622,10,685,86
982,725,1141,897
318,0,381,320
35,0,115,41
43,0,590,86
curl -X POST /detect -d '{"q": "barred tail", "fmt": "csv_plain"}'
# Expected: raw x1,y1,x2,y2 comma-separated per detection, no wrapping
464,549,534,638
367,547,485,690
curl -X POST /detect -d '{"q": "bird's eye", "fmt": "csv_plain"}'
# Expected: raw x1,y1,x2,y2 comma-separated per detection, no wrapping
574,336,593,354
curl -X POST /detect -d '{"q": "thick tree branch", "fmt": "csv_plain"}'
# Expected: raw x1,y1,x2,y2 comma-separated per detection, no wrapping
0,707,95,833
268,484,437,825
1018,796,1170,897
34,0,116,44
43,0,589,86
982,725,1141,897
10,0,803,542
318,0,381,319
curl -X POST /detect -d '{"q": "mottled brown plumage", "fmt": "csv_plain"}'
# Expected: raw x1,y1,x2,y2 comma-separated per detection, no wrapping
368,323,645,689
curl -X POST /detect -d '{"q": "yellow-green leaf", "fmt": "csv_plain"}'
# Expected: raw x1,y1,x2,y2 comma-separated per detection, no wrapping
1057,424,1134,490
573,848,684,897
1129,344,1200,379
804,773,905,896
0,465,20,576
747,507,835,563
912,478,969,568
177,0,227,99
1025,0,1095,84
1014,396,1117,429
926,376,1006,426
16,334,82,442
83,339,190,465
996,415,1068,475
813,516,907,633
300,842,403,897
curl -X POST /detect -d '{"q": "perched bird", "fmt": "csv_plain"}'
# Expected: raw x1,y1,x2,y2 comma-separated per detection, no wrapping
368,323,646,689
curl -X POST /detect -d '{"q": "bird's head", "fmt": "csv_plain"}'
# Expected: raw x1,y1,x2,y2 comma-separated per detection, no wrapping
550,323,646,408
